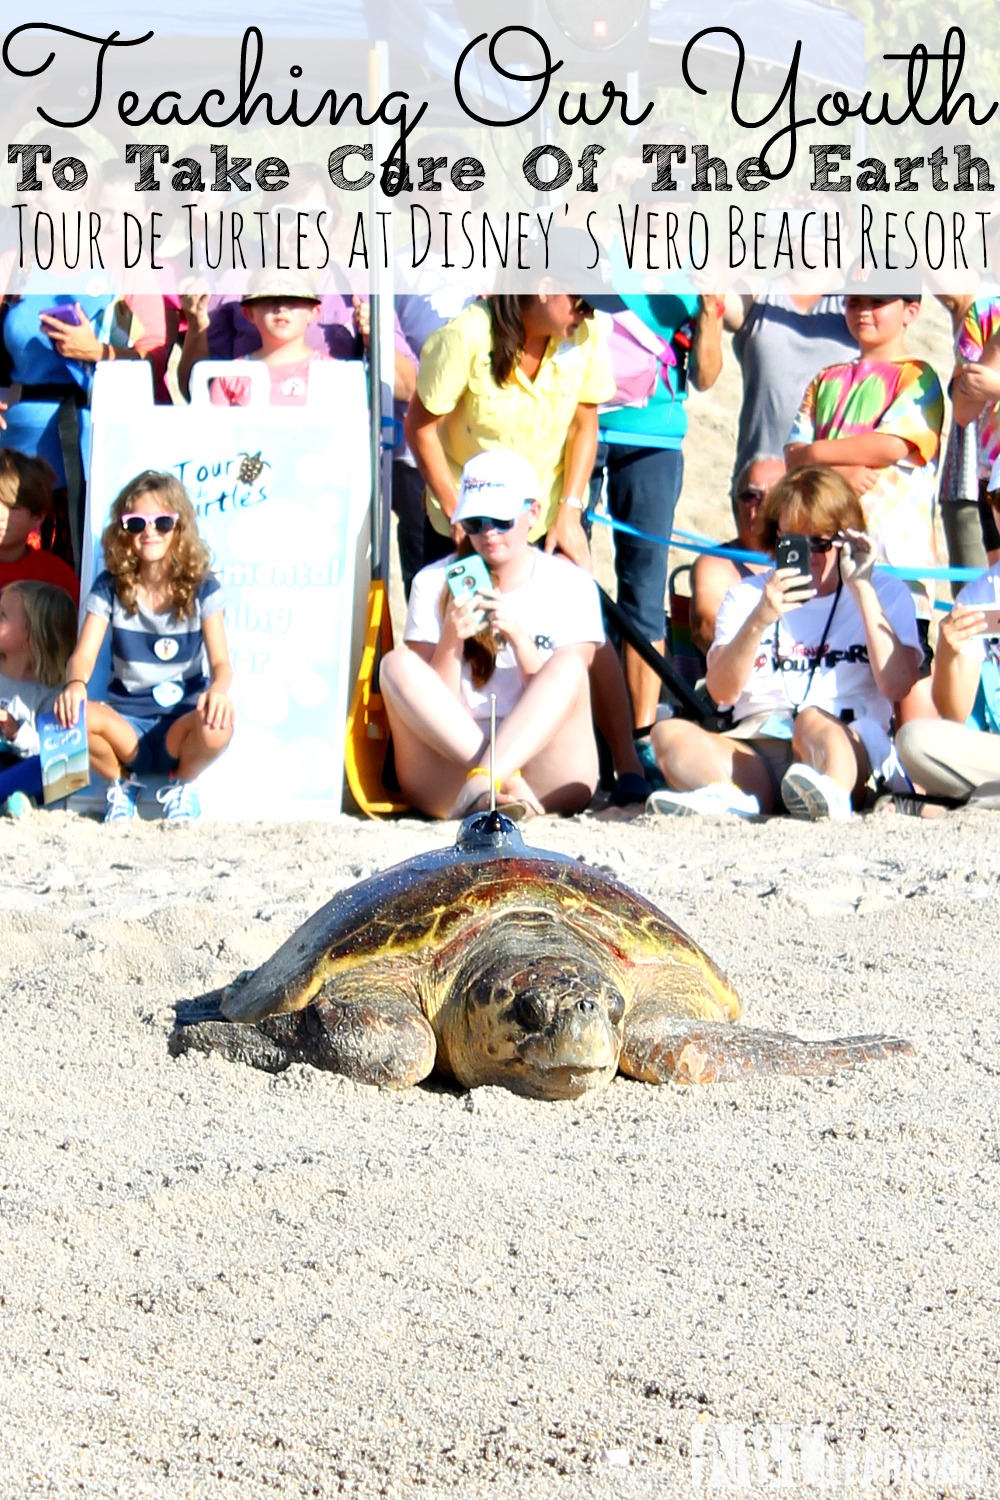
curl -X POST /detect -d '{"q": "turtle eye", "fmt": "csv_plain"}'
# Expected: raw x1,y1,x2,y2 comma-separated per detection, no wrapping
605,989,625,1027
511,991,546,1033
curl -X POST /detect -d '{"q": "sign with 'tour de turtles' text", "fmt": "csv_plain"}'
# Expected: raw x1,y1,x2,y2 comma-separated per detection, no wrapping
85,359,371,820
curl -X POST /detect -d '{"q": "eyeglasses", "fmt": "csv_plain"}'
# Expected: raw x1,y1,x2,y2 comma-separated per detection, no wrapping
808,536,837,553
121,513,179,535
462,513,524,535
736,486,766,505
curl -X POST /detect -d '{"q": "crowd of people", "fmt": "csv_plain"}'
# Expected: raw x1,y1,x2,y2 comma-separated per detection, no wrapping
5,156,1000,828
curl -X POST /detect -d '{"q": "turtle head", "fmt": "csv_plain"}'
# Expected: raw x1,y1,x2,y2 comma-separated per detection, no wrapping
448,953,626,1100
456,809,525,852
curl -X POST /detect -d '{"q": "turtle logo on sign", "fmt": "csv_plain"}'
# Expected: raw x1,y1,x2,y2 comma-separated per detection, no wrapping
236,450,271,486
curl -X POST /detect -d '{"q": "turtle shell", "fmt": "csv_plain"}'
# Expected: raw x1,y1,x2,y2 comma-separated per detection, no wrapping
222,813,717,1026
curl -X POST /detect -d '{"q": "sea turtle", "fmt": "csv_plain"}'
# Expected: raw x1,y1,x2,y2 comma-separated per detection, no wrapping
171,812,913,1099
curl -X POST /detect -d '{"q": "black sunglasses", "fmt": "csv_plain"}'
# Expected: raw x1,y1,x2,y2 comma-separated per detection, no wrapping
462,511,527,536
736,486,766,505
808,536,837,553
121,512,179,535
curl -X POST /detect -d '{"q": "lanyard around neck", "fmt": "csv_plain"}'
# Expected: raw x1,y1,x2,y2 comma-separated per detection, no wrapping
771,575,843,716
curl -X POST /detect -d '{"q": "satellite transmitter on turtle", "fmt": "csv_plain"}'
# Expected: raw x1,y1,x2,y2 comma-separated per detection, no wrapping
488,694,498,814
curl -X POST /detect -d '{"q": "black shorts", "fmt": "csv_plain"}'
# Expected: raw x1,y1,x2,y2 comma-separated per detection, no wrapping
917,616,933,680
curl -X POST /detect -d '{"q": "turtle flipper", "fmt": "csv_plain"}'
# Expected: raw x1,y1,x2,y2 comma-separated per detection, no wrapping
170,988,300,1073
171,984,437,1089
296,993,436,1088
620,1012,914,1086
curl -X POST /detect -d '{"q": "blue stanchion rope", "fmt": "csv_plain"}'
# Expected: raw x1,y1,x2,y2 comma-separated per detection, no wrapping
588,510,983,611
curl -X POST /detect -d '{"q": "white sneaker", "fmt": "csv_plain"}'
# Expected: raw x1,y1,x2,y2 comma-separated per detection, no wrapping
645,782,761,819
780,763,853,821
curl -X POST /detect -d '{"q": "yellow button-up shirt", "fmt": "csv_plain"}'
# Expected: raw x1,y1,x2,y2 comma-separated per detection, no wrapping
417,300,615,538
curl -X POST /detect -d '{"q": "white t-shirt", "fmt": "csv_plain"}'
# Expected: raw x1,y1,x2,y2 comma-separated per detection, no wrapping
0,675,58,758
710,568,920,731
956,561,1000,664
404,549,605,723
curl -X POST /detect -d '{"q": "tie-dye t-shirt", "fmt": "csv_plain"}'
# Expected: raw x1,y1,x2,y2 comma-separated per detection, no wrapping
956,298,1000,479
788,358,944,578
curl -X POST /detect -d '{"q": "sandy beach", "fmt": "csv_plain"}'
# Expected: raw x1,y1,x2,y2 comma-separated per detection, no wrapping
2,807,997,1497
2,303,996,1498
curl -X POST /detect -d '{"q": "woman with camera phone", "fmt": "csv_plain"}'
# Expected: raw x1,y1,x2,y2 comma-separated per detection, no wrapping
380,450,604,821
647,467,924,821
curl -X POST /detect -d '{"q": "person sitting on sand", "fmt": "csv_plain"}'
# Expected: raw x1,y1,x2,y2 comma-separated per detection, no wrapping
688,454,784,657
380,449,604,820
0,579,77,817
646,466,923,821
896,457,1000,808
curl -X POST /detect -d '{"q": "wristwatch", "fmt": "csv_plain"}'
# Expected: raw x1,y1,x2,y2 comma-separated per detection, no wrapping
561,496,586,511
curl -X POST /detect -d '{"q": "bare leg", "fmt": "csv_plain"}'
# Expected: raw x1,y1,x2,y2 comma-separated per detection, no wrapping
590,641,645,777
84,701,140,781
650,719,777,811
165,710,234,781
620,1005,913,1085
893,675,938,727
382,647,599,817
623,639,664,733
380,647,488,817
494,653,599,813
789,708,868,805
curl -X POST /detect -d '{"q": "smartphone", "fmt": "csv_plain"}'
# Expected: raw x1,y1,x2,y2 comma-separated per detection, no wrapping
979,608,1000,636
445,555,493,604
776,535,811,581
40,304,81,326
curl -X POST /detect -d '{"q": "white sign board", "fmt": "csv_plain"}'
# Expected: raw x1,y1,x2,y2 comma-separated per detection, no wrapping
85,360,371,820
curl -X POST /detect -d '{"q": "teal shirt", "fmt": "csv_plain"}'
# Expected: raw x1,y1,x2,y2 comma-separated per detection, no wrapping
600,288,700,447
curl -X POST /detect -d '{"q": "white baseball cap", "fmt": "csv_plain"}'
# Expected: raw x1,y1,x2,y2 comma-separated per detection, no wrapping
452,450,541,527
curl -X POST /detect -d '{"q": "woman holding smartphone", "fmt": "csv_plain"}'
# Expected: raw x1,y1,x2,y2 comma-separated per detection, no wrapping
381,450,605,820
897,464,1000,807
646,466,924,822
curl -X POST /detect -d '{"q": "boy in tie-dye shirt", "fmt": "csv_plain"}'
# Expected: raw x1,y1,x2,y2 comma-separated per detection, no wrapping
786,292,944,620
952,295,1000,562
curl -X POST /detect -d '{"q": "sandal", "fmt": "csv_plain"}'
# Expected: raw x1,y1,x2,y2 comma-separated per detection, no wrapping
496,798,533,821
501,771,545,818
872,792,951,820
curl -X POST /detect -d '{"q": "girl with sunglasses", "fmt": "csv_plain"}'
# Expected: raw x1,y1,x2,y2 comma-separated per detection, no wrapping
381,450,604,820
647,467,923,821
55,471,234,822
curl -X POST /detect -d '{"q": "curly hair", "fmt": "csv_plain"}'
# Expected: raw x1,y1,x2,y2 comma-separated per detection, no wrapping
4,580,77,687
755,466,866,555
100,471,212,620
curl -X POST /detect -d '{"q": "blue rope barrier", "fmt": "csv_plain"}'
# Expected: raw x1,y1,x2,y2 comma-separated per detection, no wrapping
589,510,985,593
